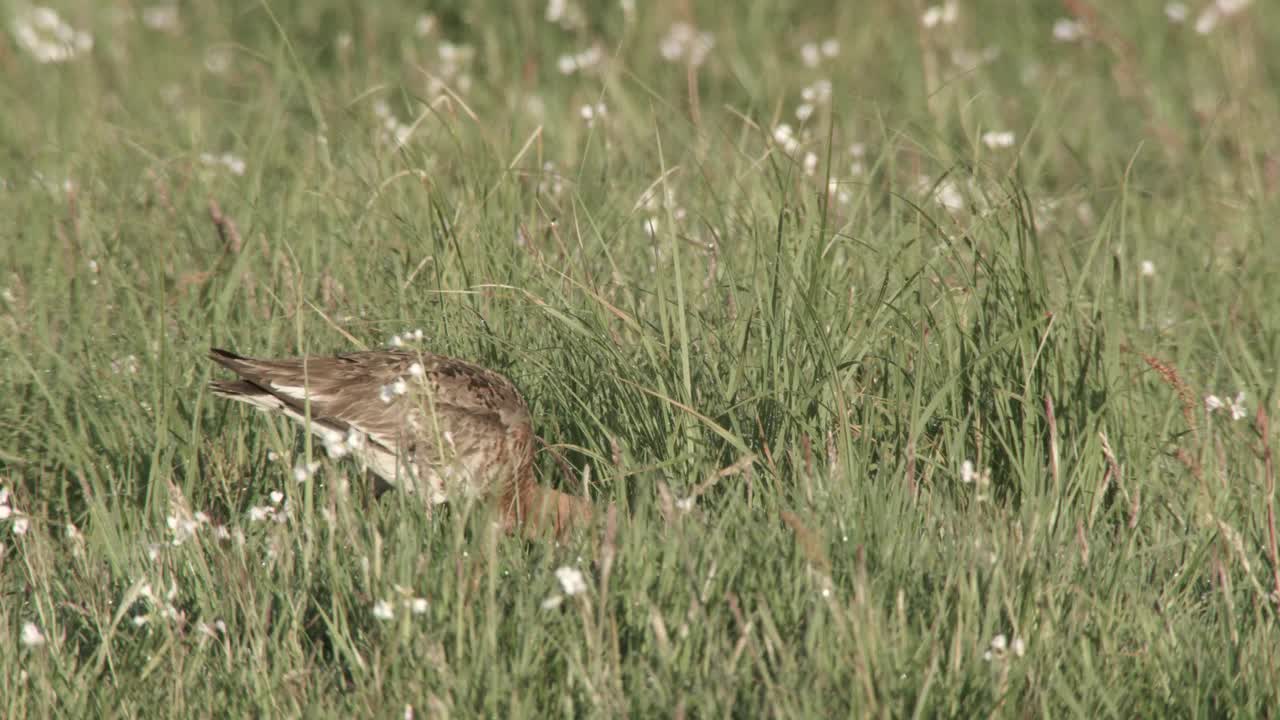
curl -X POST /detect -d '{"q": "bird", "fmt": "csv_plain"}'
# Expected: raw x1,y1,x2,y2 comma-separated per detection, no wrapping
207,346,593,537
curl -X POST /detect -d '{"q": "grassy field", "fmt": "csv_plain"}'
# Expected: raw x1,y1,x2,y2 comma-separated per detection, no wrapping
3,0,1280,715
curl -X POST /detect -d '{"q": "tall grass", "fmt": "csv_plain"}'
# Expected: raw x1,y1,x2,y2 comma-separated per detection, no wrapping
2,0,1279,715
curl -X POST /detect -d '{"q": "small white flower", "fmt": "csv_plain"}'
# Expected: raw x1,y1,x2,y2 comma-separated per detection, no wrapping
267,450,280,462
408,362,424,378
990,634,1008,652
293,461,319,484
643,217,659,237
795,103,814,121
0,505,10,520
247,506,274,522
801,42,820,68
1052,18,1086,42
1230,392,1247,421
1165,3,1188,22
1194,7,1220,33
675,496,695,512
541,594,565,610
269,490,284,505
132,615,149,627
142,6,179,32
414,14,435,36
411,328,424,341
1204,395,1224,413
13,516,29,535
410,598,429,614
803,151,819,176
1215,0,1251,16
392,378,408,396
555,566,588,596
961,460,976,484
390,334,403,347
1011,636,1026,657
1140,260,1156,277
21,622,45,647
933,180,965,211
372,600,395,621
204,47,232,73
820,38,839,57
981,131,1016,149
921,1,958,28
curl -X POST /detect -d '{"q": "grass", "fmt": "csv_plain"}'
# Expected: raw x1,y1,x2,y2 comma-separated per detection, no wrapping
3,0,1280,715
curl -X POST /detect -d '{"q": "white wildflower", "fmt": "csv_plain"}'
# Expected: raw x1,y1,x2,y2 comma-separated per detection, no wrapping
981,131,1016,149
1140,260,1155,277
933,179,965,211
12,7,94,64
820,38,839,57
541,594,564,610
555,566,588,596
1165,3,1188,22
204,47,232,74
410,598,429,614
1215,0,1251,16
803,151,819,176
1204,395,1224,413
379,385,396,404
1052,18,1086,42
795,103,814,121
269,490,284,505
414,14,435,37
921,1,958,28
292,461,320,483
660,22,714,66
21,622,46,647
372,600,395,621
142,6,179,32
13,516,29,535
801,42,821,68
1229,392,1247,421
247,506,274,522
961,460,976,484
407,362,424,378
1011,636,1026,657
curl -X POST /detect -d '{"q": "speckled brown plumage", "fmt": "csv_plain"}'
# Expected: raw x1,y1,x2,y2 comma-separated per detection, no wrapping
208,347,592,536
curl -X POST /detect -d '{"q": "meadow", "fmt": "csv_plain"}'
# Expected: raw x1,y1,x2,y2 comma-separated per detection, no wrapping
2,0,1279,715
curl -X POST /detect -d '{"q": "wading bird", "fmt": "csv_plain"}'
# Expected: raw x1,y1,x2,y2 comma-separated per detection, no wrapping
208,347,593,537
